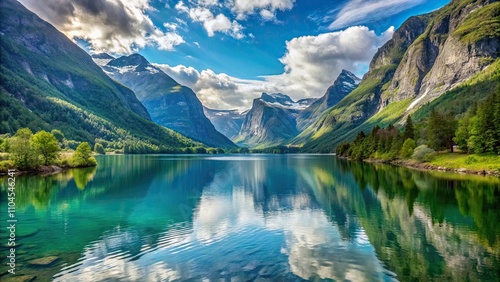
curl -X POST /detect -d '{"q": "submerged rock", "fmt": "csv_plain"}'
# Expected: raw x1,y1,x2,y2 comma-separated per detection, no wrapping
28,256,59,266
3,275,37,282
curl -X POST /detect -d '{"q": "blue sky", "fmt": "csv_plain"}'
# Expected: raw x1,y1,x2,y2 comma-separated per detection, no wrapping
19,0,450,110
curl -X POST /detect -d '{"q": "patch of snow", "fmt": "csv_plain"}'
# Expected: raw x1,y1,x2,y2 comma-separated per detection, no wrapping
407,90,428,111
92,58,113,66
145,66,159,74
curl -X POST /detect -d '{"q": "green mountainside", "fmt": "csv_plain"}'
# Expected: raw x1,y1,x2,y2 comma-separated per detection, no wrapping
0,0,199,152
296,0,499,152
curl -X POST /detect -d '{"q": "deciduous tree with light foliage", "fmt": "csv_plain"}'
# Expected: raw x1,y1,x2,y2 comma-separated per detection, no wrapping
32,130,60,165
72,142,97,167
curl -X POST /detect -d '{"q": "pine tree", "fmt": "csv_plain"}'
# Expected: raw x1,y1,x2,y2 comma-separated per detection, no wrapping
403,115,415,141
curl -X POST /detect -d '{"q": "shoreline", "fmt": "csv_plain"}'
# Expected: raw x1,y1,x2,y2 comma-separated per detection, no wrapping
0,164,96,176
362,158,500,177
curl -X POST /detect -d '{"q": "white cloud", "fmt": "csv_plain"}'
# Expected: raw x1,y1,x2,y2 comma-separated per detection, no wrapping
228,0,295,20
328,0,426,30
18,0,185,54
155,25,394,110
176,1,244,39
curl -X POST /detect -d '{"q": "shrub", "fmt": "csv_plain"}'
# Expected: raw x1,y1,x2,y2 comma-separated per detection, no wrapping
464,155,478,165
72,142,97,167
412,145,436,162
0,160,14,172
399,138,417,159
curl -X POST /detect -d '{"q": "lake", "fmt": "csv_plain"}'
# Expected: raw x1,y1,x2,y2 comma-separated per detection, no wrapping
1,154,499,281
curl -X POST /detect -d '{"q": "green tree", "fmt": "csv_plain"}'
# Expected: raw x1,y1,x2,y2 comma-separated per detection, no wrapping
467,93,498,154
427,110,456,152
94,143,105,154
400,138,417,159
72,142,97,167
454,114,472,153
32,130,60,165
51,129,65,143
403,115,415,141
8,128,40,170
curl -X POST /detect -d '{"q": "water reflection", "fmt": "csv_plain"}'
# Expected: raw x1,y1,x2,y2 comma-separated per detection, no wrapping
0,155,498,281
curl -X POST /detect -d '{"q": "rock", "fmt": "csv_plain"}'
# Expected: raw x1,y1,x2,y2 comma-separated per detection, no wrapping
3,275,36,282
39,165,62,174
28,256,59,266
457,168,468,173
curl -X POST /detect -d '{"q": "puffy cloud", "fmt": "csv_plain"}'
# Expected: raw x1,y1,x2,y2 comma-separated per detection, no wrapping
156,26,394,110
176,1,244,39
267,26,394,98
328,0,426,30
18,0,185,53
227,0,295,20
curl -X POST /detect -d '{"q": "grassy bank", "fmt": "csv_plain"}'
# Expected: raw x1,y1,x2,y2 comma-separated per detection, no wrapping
428,153,500,171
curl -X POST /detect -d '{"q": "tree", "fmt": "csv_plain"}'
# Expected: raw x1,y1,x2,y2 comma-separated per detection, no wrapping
403,115,415,141
426,110,456,152
8,128,40,170
51,129,65,143
400,138,417,159
32,130,60,165
454,114,471,152
94,143,105,154
72,142,97,167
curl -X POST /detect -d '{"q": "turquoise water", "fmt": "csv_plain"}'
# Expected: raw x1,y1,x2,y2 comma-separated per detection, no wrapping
0,154,499,281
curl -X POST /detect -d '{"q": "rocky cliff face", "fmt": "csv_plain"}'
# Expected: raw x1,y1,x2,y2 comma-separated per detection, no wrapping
235,93,315,148
297,70,360,130
383,0,499,109
101,54,237,148
297,0,499,152
203,107,246,140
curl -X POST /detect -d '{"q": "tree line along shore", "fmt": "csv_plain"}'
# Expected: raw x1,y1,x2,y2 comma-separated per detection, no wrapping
336,91,500,177
0,128,97,174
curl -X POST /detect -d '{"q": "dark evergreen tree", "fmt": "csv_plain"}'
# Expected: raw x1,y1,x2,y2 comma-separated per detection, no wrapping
403,115,415,141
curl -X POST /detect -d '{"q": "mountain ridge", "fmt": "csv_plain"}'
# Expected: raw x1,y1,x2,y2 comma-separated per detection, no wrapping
0,0,198,152
295,0,499,152
101,54,237,148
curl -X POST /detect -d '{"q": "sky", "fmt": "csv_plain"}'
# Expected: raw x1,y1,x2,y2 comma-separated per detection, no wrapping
18,0,450,110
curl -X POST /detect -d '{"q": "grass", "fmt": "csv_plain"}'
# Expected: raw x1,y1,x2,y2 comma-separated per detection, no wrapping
428,153,500,171
453,2,500,44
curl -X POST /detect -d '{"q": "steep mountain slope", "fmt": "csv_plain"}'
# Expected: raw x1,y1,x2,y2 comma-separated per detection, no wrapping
297,70,361,130
101,54,236,148
297,0,499,152
0,0,197,151
235,93,315,148
203,107,246,140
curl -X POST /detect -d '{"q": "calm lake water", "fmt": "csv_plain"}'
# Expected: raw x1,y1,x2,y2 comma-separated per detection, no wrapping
1,154,499,281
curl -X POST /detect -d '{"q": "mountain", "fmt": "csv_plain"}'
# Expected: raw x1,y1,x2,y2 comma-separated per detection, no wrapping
0,0,197,152
235,93,316,148
100,54,237,148
203,107,246,140
296,0,500,152
91,53,115,66
296,70,361,131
